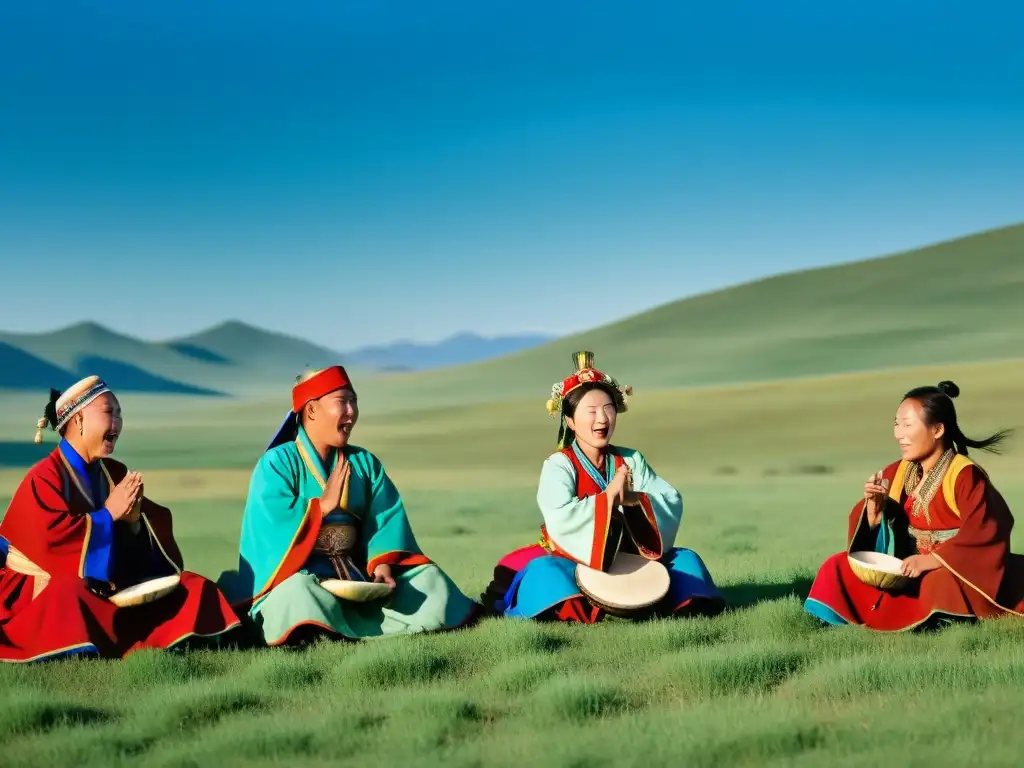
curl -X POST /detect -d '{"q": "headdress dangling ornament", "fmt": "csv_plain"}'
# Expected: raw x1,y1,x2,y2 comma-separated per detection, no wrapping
545,350,632,449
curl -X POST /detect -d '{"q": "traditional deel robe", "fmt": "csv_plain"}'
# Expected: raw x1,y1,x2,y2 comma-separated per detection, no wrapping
234,426,478,645
484,442,724,622
0,441,241,663
805,455,1024,630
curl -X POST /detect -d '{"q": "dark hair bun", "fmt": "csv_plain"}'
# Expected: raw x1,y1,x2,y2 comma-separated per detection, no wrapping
937,380,960,399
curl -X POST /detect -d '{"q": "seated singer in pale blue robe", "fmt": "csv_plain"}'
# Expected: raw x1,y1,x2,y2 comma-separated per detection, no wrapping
483,352,725,622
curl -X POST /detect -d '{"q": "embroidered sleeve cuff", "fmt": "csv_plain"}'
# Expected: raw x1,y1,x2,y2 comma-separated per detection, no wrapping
367,551,432,575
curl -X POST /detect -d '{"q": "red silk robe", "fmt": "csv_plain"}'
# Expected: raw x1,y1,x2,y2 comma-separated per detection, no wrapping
806,455,1024,631
0,446,241,662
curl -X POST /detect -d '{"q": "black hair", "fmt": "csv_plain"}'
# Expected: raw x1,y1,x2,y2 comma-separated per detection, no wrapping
902,380,1012,456
562,381,621,419
43,388,60,430
37,387,72,437
557,382,621,448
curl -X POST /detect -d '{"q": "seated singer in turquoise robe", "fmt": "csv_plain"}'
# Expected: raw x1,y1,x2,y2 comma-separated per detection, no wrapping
231,366,479,645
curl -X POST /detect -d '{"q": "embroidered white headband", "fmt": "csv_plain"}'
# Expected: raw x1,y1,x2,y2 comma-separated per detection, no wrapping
34,375,112,443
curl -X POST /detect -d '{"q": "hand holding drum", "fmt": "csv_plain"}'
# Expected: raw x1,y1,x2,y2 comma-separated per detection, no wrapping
863,470,890,528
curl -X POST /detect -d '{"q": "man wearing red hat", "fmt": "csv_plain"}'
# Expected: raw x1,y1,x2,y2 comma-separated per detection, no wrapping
232,366,479,645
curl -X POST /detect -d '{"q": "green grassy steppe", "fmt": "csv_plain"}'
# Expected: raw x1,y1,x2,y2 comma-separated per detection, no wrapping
1,226,1023,765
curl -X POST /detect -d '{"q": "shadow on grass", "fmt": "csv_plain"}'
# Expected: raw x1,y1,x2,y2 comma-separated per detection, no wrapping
718,577,814,611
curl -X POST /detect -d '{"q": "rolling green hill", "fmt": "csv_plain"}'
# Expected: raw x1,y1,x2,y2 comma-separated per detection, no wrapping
351,223,1024,411
0,320,348,397
0,322,226,396
1,224,1021,404
166,320,344,374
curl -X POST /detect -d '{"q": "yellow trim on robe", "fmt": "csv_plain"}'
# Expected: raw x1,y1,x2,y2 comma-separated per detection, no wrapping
888,461,908,504
295,439,355,514
888,455,978,519
77,512,93,579
140,513,183,575
58,451,96,509
932,551,1024,617
296,440,328,490
56,450,101,579
941,454,979,518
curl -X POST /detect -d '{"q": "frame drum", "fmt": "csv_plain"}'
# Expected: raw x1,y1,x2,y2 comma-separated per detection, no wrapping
108,574,182,608
319,579,393,602
575,552,670,618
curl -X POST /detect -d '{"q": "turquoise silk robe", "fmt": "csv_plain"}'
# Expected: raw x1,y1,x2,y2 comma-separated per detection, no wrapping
235,427,477,645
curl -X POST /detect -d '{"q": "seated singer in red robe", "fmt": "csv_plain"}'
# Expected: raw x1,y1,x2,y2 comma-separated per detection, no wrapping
805,380,1024,631
0,376,241,662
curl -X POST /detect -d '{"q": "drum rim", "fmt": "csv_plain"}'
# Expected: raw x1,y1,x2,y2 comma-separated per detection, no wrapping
108,574,181,606
319,578,393,600
112,574,181,597
574,558,670,612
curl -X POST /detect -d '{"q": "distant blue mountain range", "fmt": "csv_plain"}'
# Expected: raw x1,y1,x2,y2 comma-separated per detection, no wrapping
343,331,554,372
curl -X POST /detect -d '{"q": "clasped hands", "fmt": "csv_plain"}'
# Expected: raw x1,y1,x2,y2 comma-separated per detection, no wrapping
606,464,641,512
318,456,396,589
104,471,143,524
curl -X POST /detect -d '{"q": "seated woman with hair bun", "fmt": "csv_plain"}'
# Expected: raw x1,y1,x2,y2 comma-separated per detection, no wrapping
482,352,725,623
805,380,1024,631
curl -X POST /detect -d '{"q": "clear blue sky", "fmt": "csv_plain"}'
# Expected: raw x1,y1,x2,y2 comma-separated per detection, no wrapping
1,1,1021,350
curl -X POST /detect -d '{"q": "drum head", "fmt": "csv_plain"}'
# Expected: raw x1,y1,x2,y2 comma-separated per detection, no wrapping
320,579,393,602
108,574,182,608
575,553,670,615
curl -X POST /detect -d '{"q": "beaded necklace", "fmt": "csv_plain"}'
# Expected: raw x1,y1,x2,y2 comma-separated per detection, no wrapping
902,448,955,525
